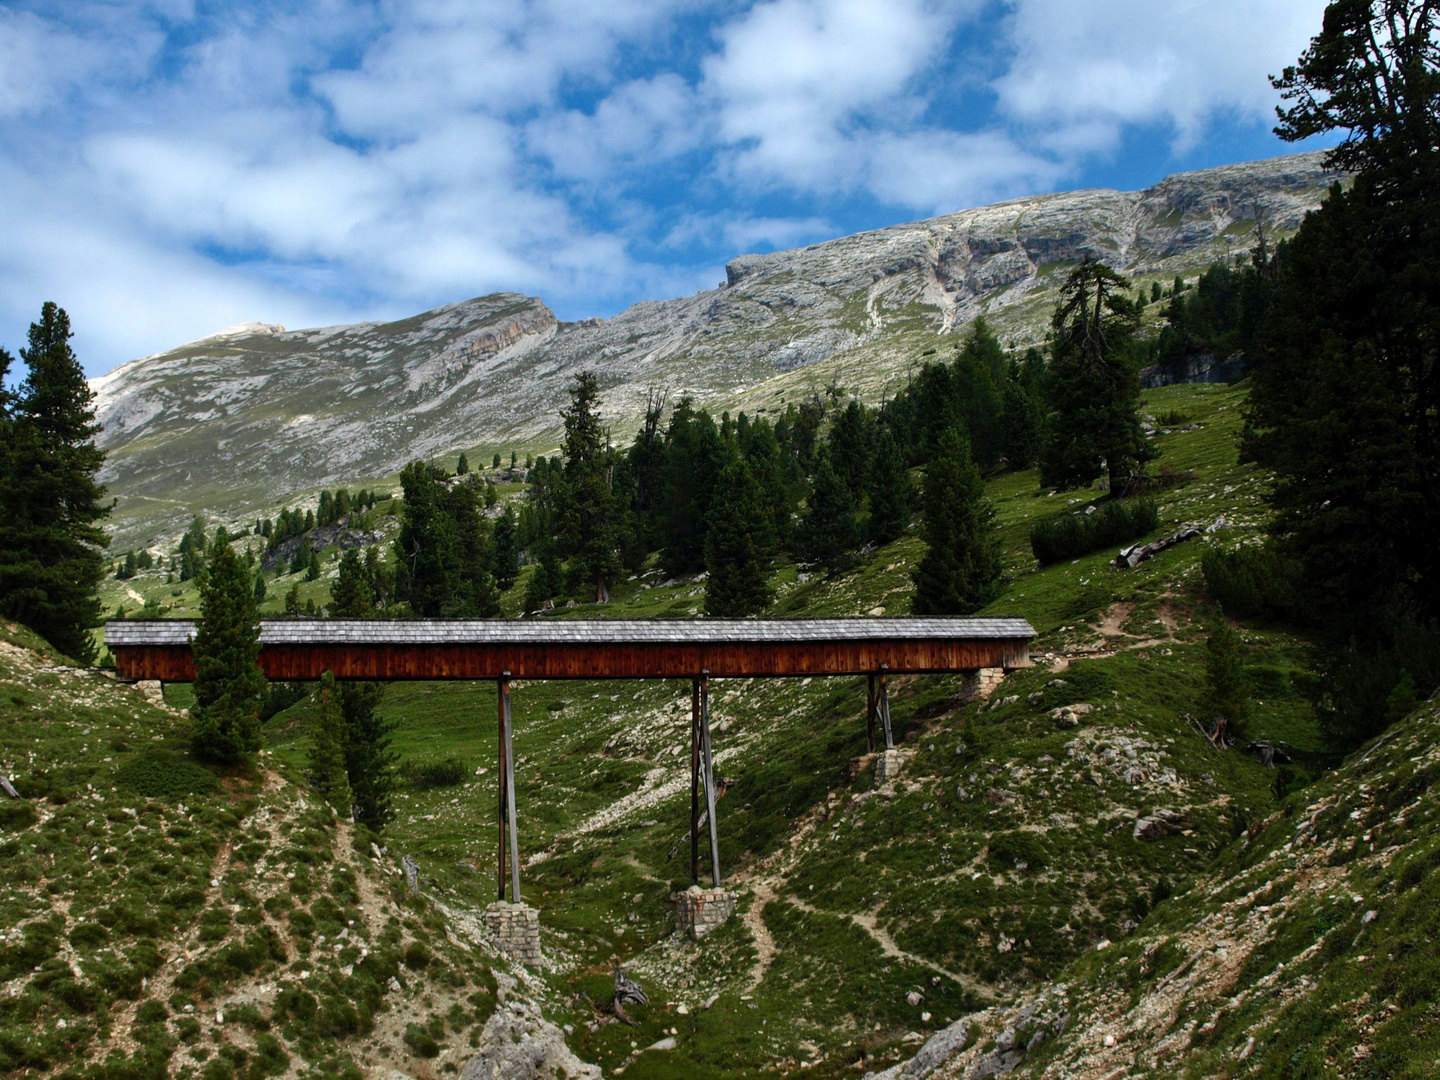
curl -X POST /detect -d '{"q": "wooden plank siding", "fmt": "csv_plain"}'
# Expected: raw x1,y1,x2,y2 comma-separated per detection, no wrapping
105,618,1034,682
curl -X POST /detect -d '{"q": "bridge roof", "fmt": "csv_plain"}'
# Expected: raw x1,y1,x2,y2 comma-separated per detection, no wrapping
105,617,1035,646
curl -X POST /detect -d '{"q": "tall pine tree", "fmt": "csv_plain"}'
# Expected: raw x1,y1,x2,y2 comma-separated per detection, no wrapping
704,458,773,616
866,429,913,545
324,563,395,827
798,448,859,573
1040,262,1152,492
0,303,110,661
911,427,1003,615
191,535,267,762
308,671,352,813
558,372,623,601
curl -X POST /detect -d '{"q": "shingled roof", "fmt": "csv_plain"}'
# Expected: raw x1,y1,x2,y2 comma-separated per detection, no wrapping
106,616,1035,647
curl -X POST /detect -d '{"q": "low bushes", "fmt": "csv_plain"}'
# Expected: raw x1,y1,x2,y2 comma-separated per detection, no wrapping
1030,498,1159,566
402,758,467,789
114,751,219,798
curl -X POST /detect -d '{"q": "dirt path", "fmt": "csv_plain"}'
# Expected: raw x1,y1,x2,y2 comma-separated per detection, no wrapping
740,881,779,993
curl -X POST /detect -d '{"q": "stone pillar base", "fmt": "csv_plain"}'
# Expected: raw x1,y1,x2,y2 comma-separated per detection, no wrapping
957,668,1006,704
673,886,737,940
483,902,541,967
848,753,876,779
876,749,910,782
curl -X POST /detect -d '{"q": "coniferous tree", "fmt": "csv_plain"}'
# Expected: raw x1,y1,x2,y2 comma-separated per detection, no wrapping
1242,0,1440,748
253,574,267,602
866,429,913,544
178,514,207,582
799,449,859,573
704,459,773,616
828,399,875,502
999,376,1043,468
330,549,370,616
492,506,521,591
523,540,561,612
191,535,266,762
653,400,729,576
394,462,499,616
308,671,352,813
493,452,502,469
0,304,111,661
285,582,302,615
325,549,395,826
558,372,623,601
911,427,1003,615
305,548,321,582
1204,616,1250,743
456,453,469,475
1040,261,1152,491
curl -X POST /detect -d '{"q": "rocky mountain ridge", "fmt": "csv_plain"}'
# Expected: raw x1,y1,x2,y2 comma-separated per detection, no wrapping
92,151,1338,547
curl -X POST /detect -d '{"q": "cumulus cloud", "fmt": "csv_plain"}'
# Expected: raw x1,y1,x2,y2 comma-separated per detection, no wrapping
995,0,1328,153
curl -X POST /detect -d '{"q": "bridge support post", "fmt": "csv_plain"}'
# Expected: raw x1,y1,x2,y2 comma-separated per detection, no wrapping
497,673,521,904
866,675,877,753
488,674,540,965
690,679,701,885
874,666,910,782
878,666,894,750
678,670,735,939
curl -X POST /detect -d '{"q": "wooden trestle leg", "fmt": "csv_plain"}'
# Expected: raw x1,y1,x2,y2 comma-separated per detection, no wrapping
690,679,701,886
866,674,877,753
698,672,722,888
878,666,894,750
497,676,508,901
502,674,521,903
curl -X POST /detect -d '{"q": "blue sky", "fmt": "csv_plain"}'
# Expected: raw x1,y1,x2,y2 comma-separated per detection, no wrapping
0,0,1335,377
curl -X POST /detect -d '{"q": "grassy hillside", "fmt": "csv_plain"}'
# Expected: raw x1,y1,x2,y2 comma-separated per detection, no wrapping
7,380,1422,1079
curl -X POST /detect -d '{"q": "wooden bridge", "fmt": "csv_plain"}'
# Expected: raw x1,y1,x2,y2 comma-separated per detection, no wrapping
106,618,1033,911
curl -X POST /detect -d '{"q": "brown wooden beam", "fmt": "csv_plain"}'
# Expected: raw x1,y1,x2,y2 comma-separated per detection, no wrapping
111,637,1031,682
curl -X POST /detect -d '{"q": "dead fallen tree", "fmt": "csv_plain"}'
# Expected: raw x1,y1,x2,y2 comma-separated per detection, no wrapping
1115,523,1203,568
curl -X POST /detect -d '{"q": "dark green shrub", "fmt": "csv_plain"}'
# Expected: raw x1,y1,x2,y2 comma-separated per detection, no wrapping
403,1022,440,1058
0,800,37,831
114,752,219,798
1200,545,1307,622
1029,499,1159,566
986,831,1049,870
402,758,467,789
403,941,432,970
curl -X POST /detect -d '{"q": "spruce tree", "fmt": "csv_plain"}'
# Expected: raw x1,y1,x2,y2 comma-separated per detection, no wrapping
325,550,395,826
305,548,321,582
308,671,352,814
827,399,874,501
285,582,302,615
0,303,111,661
340,679,394,828
1204,616,1249,743
704,458,773,616
456,453,469,475
911,427,1003,615
253,574,267,602
866,429,913,545
558,372,623,601
1039,261,1152,491
492,506,520,591
191,535,267,762
523,540,561,612
492,452,502,469
798,449,859,573
330,549,371,617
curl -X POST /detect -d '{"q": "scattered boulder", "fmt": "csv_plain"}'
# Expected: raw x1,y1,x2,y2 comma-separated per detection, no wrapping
1133,810,1186,841
1051,704,1094,728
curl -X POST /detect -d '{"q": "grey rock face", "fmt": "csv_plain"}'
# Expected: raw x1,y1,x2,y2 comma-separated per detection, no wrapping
460,998,600,1080
91,152,1337,547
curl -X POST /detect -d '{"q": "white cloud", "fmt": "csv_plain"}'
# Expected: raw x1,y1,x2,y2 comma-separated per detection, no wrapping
995,0,1327,153
705,0,981,189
